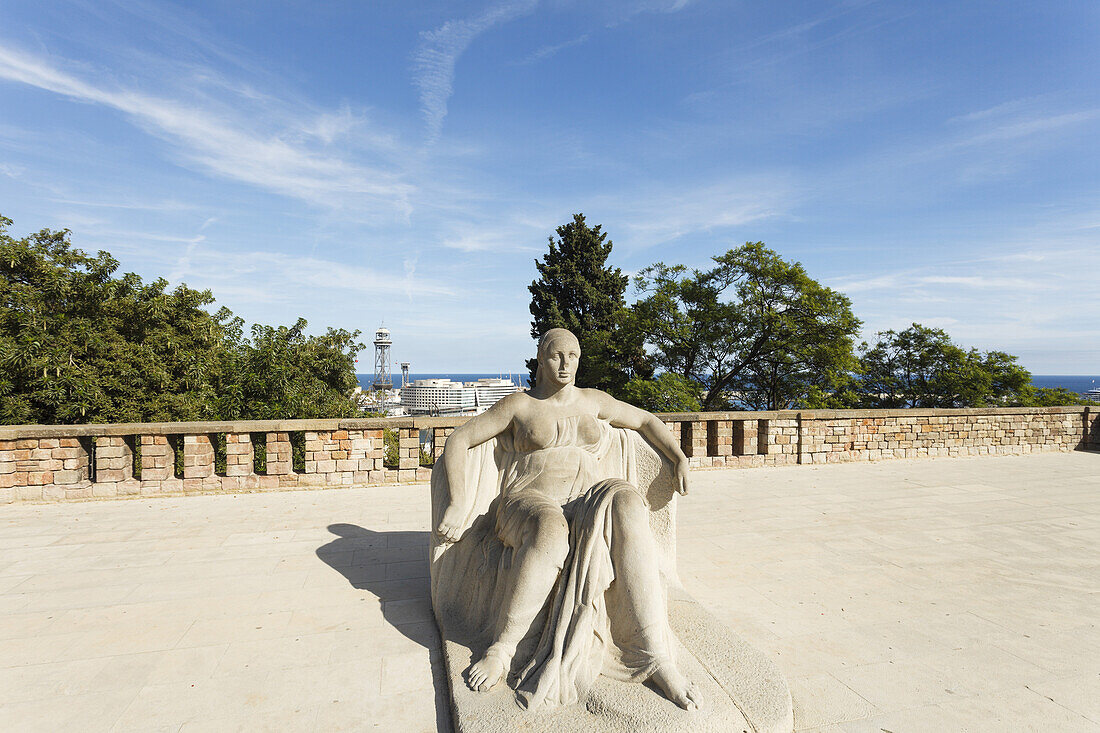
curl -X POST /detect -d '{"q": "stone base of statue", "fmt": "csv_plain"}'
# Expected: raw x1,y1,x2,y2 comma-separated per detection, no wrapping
439,584,792,732
430,428,793,733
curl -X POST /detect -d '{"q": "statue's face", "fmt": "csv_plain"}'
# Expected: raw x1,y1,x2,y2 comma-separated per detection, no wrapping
539,337,580,387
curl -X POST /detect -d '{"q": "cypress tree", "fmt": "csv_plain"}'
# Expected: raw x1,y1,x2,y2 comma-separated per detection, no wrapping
527,214,650,395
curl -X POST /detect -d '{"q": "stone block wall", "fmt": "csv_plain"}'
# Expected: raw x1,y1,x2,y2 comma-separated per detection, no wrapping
0,437,90,501
798,411,1084,465
304,429,390,487
0,407,1093,503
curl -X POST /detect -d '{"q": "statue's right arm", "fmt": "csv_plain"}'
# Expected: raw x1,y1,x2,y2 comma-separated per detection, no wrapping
434,393,521,543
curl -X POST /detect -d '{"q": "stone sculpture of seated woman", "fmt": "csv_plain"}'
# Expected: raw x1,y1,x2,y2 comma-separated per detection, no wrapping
430,328,700,711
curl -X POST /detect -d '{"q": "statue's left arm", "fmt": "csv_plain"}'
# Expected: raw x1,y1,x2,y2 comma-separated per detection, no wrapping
594,391,690,495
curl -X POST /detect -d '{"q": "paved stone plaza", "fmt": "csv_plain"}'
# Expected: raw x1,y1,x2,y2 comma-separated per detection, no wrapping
1,452,1098,731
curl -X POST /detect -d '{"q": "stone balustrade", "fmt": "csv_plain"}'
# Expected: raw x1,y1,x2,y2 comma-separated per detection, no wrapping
1,407,1096,503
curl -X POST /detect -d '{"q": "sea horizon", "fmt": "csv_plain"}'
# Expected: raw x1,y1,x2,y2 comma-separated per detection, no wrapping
358,373,1099,394
358,372,533,389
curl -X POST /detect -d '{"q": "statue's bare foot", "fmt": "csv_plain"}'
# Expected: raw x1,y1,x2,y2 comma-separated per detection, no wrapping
466,654,506,693
652,663,701,710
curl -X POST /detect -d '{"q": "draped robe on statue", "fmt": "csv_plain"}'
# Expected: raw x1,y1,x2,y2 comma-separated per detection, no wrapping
429,415,680,710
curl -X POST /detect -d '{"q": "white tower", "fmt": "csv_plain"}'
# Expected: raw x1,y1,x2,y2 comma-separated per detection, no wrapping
400,362,411,387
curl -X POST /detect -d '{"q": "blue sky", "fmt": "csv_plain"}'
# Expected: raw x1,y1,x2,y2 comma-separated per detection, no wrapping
1,1,1097,373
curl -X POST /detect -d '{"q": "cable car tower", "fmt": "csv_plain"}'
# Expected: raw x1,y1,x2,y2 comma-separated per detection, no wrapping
372,327,393,412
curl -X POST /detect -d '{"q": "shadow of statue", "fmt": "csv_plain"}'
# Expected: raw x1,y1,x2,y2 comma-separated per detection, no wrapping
316,523,451,732
316,523,436,647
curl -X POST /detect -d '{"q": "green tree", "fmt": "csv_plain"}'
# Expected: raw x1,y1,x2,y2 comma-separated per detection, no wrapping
621,372,702,413
1019,387,1097,407
0,215,363,424
215,319,364,420
857,324,1032,408
631,243,861,411
527,214,650,395
1,216,230,423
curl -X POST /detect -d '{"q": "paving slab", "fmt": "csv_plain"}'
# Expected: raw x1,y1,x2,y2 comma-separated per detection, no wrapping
0,451,1098,731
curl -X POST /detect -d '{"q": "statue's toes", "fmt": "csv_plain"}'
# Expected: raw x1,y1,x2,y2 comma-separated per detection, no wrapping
683,683,701,710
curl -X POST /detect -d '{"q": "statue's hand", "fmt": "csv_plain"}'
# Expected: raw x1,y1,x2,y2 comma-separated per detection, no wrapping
435,503,467,543
675,460,689,496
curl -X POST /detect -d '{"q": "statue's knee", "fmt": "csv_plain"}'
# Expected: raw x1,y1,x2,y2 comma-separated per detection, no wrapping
610,489,647,528
528,509,569,567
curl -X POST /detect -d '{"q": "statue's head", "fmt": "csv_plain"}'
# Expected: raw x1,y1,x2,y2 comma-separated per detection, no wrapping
536,328,581,388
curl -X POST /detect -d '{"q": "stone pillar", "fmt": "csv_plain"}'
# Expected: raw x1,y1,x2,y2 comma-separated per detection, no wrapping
2,438,52,500
756,419,770,455
680,420,707,458
399,428,419,470
93,435,138,497
140,435,174,481
679,421,693,457
733,420,758,455
365,429,386,483
50,437,89,487
0,439,20,502
266,432,293,475
396,427,418,482
95,436,133,483
708,420,733,458
183,434,215,479
434,427,453,460
225,433,253,477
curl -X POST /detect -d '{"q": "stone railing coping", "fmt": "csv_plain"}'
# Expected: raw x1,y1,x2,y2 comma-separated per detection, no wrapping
0,417,411,440
0,405,1090,440
655,406,1089,420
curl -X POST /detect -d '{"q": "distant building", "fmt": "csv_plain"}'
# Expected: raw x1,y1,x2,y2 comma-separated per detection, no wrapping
400,379,476,415
399,377,519,416
469,377,520,410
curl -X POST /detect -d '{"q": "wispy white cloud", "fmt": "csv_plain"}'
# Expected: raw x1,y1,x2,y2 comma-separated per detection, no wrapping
916,275,1047,290
0,44,414,217
718,1,905,77
164,245,456,300
46,196,196,212
298,103,359,145
166,238,203,284
948,97,1042,124
833,272,1050,295
829,274,900,293
413,0,539,144
0,162,22,178
517,33,590,65
441,227,541,253
603,0,699,26
829,233,1100,371
402,256,418,302
993,252,1045,262
608,177,792,249
956,110,1100,148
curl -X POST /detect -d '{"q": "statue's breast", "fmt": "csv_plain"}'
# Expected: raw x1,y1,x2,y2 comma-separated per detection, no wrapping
513,413,606,453
515,419,557,452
